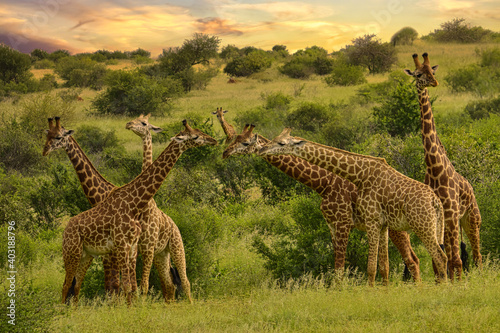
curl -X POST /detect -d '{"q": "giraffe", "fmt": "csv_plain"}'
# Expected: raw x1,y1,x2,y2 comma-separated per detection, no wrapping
212,107,236,145
258,128,448,286
43,117,122,294
222,125,420,282
60,120,217,304
404,53,482,279
125,114,191,301
222,125,422,282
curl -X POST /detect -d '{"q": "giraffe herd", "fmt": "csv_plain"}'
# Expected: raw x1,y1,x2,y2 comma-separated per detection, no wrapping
44,52,481,305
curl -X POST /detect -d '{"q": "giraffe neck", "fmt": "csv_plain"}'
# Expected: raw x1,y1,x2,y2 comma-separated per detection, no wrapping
219,117,235,140
118,140,188,213
256,135,331,195
141,132,153,171
418,88,441,152
290,141,385,187
65,136,115,206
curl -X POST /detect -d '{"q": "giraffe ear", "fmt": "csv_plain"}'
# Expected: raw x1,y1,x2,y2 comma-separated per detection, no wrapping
223,110,228,114
64,129,75,137
211,111,217,115
291,138,306,146
431,65,439,74
150,125,163,133
171,135,186,143
403,69,414,76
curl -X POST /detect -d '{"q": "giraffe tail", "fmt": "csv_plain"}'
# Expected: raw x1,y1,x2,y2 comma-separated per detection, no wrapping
461,241,469,273
170,267,183,293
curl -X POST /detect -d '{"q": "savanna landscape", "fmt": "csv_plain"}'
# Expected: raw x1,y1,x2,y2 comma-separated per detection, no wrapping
1,19,500,332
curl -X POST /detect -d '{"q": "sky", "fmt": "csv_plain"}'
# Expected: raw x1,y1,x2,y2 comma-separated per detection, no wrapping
0,0,499,56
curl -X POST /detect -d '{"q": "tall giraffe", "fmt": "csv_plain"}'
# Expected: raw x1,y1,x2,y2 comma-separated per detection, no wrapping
212,107,236,145
259,128,448,286
125,114,191,301
60,120,217,304
404,53,482,279
43,117,121,293
222,125,421,282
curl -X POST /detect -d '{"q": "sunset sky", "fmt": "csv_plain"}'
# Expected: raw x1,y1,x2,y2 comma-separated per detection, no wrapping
1,0,499,56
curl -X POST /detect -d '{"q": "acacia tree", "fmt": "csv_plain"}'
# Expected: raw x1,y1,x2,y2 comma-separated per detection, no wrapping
342,34,397,74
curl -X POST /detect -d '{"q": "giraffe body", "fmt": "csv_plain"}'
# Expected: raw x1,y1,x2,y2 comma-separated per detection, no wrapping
223,125,421,282
125,114,191,301
405,53,482,280
259,129,447,285
59,120,217,304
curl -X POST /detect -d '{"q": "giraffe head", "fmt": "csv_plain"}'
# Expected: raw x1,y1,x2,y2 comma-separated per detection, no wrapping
42,117,75,156
125,113,163,138
404,53,439,90
211,107,228,121
222,124,260,159
170,120,218,149
258,128,305,157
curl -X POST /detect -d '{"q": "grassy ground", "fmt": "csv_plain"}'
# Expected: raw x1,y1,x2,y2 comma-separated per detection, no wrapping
49,261,500,332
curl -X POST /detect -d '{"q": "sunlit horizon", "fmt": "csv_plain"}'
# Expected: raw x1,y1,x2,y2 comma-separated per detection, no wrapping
1,0,499,56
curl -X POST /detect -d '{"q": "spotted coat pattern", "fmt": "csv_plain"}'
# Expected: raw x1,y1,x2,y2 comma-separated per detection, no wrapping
405,53,482,280
212,107,236,145
222,125,421,282
259,129,448,286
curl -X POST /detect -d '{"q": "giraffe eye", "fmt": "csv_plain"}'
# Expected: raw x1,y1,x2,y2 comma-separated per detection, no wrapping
55,136,63,140
141,122,147,126
192,135,199,140
416,73,423,78
277,142,286,146
242,142,250,147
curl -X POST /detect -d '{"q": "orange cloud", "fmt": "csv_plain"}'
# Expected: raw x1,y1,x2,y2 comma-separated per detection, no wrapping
196,17,243,36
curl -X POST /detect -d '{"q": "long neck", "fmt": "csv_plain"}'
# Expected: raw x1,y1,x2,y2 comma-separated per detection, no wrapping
119,140,186,212
65,136,115,206
141,132,153,171
291,142,384,187
219,117,235,142
257,135,331,195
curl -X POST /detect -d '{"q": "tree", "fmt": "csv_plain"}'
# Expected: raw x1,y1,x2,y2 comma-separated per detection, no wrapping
48,49,70,62
423,18,493,43
223,50,273,77
30,49,49,61
280,46,334,79
0,45,32,84
391,27,418,46
220,44,241,59
342,34,397,73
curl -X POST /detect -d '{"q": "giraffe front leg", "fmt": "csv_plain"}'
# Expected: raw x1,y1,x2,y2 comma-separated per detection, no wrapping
153,253,175,302
366,225,381,287
377,226,389,286
138,249,155,296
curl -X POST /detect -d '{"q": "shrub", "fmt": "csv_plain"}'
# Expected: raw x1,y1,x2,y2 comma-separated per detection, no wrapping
390,27,418,46
263,91,292,111
480,47,500,67
33,59,55,69
324,59,366,86
74,125,121,154
280,46,333,79
30,48,49,61
342,34,397,74
54,56,107,90
372,80,422,137
47,49,70,62
423,18,494,43
91,70,181,116
0,45,32,84
286,102,330,133
223,50,273,77
465,96,500,120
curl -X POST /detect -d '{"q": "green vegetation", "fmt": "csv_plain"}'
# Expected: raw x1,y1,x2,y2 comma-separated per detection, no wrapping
0,21,499,331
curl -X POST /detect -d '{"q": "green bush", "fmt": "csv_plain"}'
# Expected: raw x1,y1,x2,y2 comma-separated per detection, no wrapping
480,47,500,67
465,96,500,119
0,45,32,84
286,102,330,133
33,59,55,69
423,18,494,43
372,80,422,137
74,125,121,154
54,56,107,90
324,60,366,86
91,70,181,116
390,27,419,46
263,91,292,111
223,50,273,77
280,46,333,79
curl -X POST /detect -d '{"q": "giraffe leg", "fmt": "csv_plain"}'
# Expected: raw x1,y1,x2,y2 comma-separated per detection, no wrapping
138,249,155,295
169,224,192,303
71,252,95,304
366,224,381,287
377,227,389,286
62,226,82,305
103,255,119,294
153,252,175,302
388,230,421,283
129,243,138,295
462,206,482,268
413,223,447,283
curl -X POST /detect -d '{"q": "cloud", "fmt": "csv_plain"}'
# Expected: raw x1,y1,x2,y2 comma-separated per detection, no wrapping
70,19,96,30
196,17,243,35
